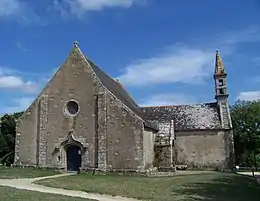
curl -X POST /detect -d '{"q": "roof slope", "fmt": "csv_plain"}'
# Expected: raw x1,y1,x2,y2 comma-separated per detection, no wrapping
86,59,142,116
77,46,158,131
141,102,222,130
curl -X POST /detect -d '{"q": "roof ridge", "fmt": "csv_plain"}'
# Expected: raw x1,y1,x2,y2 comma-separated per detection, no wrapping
141,102,217,108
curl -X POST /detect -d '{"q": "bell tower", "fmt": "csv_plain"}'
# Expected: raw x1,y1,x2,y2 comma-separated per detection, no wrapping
213,51,235,169
214,51,232,129
214,50,229,100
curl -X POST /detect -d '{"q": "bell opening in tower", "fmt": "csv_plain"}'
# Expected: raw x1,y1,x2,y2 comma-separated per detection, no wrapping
218,79,223,86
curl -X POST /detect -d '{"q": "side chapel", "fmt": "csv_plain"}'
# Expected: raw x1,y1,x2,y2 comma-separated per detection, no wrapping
14,42,234,172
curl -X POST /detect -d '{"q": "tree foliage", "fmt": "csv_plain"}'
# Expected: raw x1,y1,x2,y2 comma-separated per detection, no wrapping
0,112,23,166
230,100,260,167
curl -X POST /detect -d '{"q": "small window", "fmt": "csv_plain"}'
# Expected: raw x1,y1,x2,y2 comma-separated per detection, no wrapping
218,79,223,86
65,100,79,116
219,89,224,95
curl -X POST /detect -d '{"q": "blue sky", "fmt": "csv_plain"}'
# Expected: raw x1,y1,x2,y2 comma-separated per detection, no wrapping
0,0,260,115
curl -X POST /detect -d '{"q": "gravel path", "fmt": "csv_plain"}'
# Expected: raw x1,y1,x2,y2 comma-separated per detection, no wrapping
0,173,138,201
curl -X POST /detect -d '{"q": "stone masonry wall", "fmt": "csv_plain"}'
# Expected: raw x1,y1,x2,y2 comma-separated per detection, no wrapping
142,101,234,170
143,129,155,169
97,92,107,170
106,92,145,171
175,130,229,169
37,94,49,167
223,129,235,169
42,46,108,169
217,98,235,169
15,45,108,169
15,99,39,165
154,144,172,169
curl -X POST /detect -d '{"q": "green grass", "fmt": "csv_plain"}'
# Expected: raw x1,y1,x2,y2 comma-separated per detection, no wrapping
0,166,60,179
0,186,93,201
36,172,260,201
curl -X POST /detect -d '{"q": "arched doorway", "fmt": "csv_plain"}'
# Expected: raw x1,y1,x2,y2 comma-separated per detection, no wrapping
66,145,82,171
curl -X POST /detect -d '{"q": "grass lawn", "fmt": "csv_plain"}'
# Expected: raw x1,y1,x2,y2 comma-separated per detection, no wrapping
36,172,260,201
0,166,60,179
0,186,93,201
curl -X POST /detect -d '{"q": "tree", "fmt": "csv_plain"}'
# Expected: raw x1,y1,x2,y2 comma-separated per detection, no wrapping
0,112,23,166
230,100,260,168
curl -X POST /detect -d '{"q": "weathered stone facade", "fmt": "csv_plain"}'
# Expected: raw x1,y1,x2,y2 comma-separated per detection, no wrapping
14,43,158,172
141,51,235,170
14,44,234,172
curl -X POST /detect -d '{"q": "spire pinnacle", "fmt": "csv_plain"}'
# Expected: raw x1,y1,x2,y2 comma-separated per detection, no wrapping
215,50,226,75
74,41,79,47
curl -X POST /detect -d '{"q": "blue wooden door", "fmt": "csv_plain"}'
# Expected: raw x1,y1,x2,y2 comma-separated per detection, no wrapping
66,145,81,171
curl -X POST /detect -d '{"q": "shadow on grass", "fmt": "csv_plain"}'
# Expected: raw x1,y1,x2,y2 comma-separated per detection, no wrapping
173,173,260,201
35,172,260,201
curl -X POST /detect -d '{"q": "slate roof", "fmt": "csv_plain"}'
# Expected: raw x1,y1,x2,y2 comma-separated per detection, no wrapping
81,50,158,131
86,59,140,115
141,103,222,130
76,44,221,131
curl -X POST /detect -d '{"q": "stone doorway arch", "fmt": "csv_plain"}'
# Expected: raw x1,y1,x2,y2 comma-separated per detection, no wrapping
61,131,85,172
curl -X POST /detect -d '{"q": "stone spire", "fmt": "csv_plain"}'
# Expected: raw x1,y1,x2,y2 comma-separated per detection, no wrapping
215,50,226,76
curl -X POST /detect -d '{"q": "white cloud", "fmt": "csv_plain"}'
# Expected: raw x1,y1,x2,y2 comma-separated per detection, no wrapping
69,0,135,11
117,26,260,88
0,0,21,16
237,91,260,101
0,67,49,77
0,0,144,23
139,93,197,107
0,68,39,93
4,97,34,114
0,0,42,24
52,0,143,18
219,26,260,45
0,67,49,115
117,46,215,87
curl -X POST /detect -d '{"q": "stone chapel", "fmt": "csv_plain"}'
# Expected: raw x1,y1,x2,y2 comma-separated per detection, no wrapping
14,42,234,172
